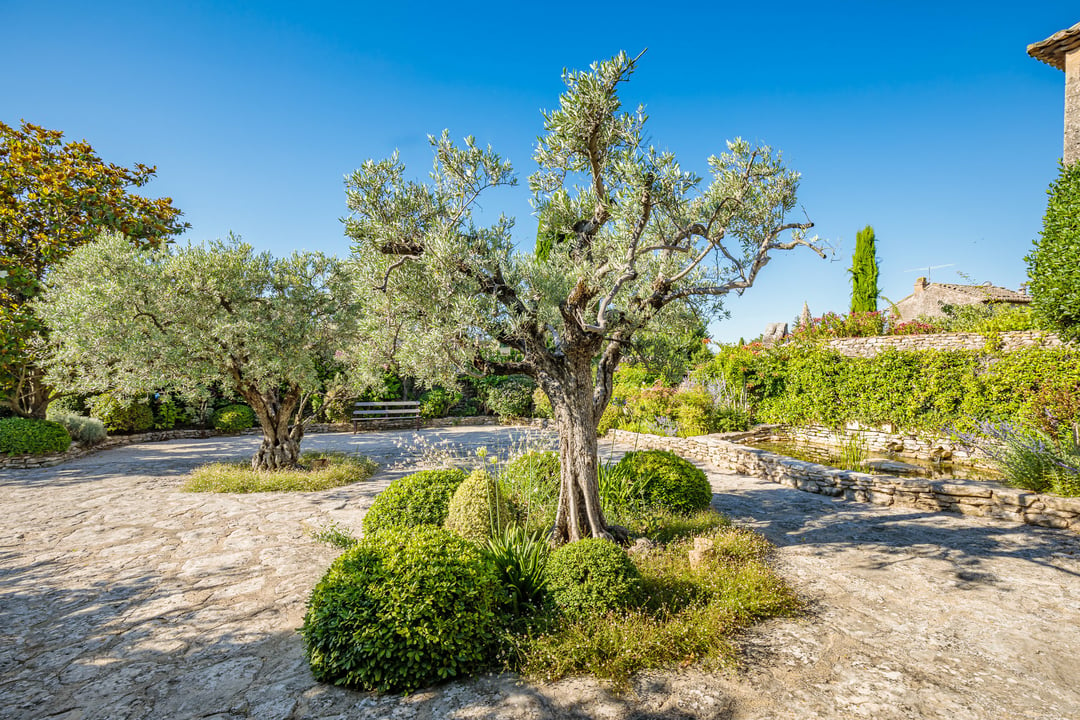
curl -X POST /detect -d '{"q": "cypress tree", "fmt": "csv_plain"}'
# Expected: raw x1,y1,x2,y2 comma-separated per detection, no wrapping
850,225,879,313
1026,161,1080,340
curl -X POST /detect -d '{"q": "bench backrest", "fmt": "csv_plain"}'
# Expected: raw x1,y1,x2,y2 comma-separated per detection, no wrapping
352,401,421,418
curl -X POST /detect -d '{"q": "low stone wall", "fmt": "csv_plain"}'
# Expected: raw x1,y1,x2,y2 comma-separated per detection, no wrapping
825,330,1064,358
0,429,218,470
605,429,1080,533
779,424,986,463
1,417,551,470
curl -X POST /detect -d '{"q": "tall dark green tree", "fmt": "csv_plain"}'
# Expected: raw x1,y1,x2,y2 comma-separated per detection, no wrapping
1026,161,1080,340
850,224,879,313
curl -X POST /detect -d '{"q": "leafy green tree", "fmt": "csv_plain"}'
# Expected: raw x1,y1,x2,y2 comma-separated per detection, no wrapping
0,121,188,418
1027,161,1080,340
620,301,714,385
850,224,879,313
35,233,358,470
345,53,821,542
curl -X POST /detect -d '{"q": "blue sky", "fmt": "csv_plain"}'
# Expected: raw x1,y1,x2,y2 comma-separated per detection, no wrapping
2,1,1076,343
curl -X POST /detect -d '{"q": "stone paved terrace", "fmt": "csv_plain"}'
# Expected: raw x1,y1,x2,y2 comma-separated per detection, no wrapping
2,427,1079,719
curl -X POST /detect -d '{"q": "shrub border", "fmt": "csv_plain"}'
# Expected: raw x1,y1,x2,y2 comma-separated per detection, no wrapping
605,428,1080,534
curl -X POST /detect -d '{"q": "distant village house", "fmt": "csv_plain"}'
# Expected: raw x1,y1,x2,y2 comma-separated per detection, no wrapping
892,277,1030,321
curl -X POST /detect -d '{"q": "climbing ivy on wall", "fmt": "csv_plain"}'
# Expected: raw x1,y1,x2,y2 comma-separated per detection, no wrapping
693,345,1080,436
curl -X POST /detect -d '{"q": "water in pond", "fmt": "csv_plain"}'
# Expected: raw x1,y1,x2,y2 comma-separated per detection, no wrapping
747,439,1004,482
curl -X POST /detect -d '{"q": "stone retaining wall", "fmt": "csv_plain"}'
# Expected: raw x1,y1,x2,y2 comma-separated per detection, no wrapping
825,330,1064,358
605,428,1080,533
0,429,218,469
780,424,986,463
1,416,550,469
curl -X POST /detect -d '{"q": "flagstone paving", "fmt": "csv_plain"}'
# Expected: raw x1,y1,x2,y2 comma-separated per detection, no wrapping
1,427,1079,719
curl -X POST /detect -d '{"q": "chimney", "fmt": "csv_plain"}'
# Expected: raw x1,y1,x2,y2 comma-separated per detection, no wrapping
914,277,928,294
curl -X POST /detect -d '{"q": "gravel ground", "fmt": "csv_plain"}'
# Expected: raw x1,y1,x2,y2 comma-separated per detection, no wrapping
1,427,1078,719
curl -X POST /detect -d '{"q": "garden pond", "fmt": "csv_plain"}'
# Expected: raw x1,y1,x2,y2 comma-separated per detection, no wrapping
745,438,1004,483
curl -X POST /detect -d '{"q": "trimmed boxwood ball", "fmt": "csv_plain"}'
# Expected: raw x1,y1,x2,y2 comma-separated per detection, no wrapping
301,525,501,693
211,403,255,431
444,469,512,543
0,417,72,455
614,450,712,514
546,538,641,618
362,468,467,535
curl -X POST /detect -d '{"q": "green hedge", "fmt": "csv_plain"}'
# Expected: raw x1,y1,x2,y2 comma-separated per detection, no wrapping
694,344,1080,435
211,403,255,431
90,394,154,434
0,417,72,455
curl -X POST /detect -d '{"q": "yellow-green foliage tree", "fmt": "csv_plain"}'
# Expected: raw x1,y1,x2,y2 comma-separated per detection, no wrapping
0,121,188,417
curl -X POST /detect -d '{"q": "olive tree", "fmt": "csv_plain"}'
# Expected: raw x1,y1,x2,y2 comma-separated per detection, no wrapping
35,232,358,470
345,53,822,542
0,121,188,418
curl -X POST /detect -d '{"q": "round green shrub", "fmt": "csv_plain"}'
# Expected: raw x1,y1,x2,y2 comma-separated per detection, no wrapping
546,538,641,618
90,394,154,434
362,468,467,535
211,403,255,431
614,450,712,514
480,376,535,418
444,469,513,543
301,525,501,693
47,412,106,445
0,417,72,455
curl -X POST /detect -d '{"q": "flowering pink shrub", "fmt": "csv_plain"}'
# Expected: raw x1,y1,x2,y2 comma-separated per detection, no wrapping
888,319,941,335
789,311,886,340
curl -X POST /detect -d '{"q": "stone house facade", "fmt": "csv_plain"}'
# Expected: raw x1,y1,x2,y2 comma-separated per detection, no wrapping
892,277,1030,321
1029,21,1080,165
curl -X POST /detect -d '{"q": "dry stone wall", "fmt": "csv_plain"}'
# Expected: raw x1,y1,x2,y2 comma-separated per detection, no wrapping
824,330,1064,358
605,428,1080,533
782,424,986,463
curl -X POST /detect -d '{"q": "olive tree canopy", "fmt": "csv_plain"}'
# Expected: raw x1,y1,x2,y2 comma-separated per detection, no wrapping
345,53,823,542
36,232,358,470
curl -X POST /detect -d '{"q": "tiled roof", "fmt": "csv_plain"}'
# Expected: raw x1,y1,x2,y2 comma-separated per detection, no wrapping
931,282,1031,303
1028,21,1080,71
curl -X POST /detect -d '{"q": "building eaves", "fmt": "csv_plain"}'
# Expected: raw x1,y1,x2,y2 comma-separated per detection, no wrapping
1028,21,1080,71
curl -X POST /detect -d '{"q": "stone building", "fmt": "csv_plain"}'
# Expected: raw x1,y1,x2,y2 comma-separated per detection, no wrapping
892,278,1030,321
1028,21,1080,165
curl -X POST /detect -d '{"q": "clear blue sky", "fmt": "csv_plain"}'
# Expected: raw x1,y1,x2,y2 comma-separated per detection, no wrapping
2,1,1076,343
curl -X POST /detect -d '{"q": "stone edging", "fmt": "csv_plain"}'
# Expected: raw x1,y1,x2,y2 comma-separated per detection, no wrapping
605,428,1080,533
0,429,219,469
0,417,554,470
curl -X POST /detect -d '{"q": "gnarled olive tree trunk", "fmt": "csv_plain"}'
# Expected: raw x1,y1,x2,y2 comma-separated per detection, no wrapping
245,386,304,471
541,346,624,545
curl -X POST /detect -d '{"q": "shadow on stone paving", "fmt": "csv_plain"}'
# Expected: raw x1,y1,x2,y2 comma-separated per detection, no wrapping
0,559,311,720
712,485,1080,583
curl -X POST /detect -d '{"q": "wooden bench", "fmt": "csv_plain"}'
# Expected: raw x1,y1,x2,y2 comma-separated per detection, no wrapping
351,401,422,432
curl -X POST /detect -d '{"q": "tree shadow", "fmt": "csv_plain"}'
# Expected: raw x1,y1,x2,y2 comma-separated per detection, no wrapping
708,474,1080,584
